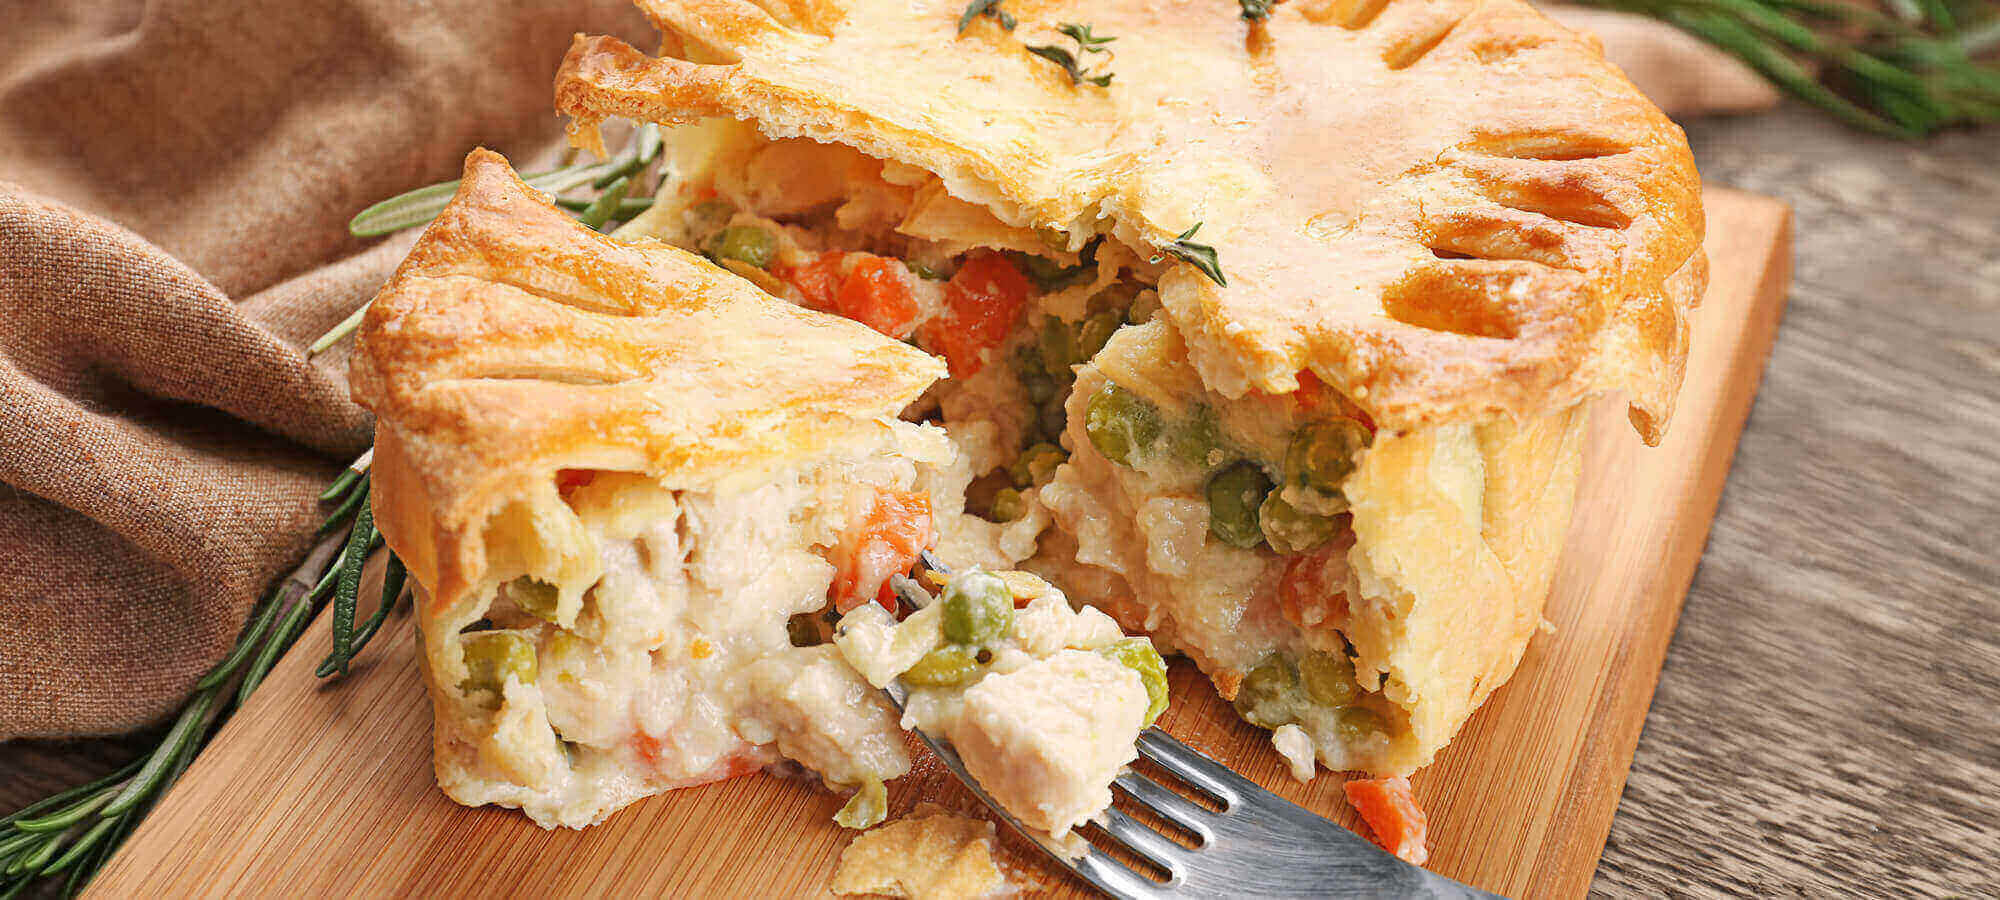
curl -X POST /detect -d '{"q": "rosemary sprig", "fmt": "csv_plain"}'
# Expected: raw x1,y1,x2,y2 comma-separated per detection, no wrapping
1152,223,1228,287
958,0,1016,33
1026,22,1116,87
1572,0,2000,136
554,196,654,217
314,123,667,356
0,452,398,897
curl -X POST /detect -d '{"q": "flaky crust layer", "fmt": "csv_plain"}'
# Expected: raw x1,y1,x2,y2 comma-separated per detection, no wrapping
350,150,944,624
1343,400,1587,773
555,0,1705,442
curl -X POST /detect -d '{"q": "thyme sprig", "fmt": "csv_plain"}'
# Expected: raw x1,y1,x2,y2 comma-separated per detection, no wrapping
312,124,666,356
1573,0,1999,136
958,0,1016,33
1152,223,1228,287
0,461,385,897
1026,23,1117,87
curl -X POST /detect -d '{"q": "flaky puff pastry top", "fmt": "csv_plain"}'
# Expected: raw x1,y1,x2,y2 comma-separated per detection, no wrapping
556,0,1705,443
349,151,944,619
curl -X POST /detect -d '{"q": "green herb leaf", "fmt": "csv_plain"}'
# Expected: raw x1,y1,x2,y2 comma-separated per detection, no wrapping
958,0,1016,33
578,175,635,232
1026,22,1116,87
326,487,376,675
1240,0,1281,20
1152,223,1228,287
1571,0,2000,137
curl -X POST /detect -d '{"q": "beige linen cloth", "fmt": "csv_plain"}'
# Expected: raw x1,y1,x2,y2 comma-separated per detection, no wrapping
0,0,1771,740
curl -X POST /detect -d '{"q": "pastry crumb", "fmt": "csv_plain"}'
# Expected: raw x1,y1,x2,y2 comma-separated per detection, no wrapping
832,804,1010,899
1272,723,1317,783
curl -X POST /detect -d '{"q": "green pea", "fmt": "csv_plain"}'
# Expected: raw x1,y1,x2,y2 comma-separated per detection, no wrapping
834,778,888,829
1091,281,1144,314
1038,317,1077,373
987,488,1026,523
1232,654,1299,730
1085,384,1163,467
1164,406,1227,468
705,225,776,269
1018,253,1069,285
503,576,559,622
901,644,983,687
1286,419,1371,493
1206,462,1274,549
682,198,734,236
1011,442,1067,487
1013,340,1048,379
1126,289,1162,325
1100,638,1169,726
1074,310,1122,362
459,631,537,703
787,612,825,647
1023,372,1057,405
1335,706,1389,744
1037,396,1068,443
1300,651,1360,707
1259,493,1337,554
940,572,1015,645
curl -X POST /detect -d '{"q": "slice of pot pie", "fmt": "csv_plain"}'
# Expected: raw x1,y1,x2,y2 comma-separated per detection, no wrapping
350,150,943,827
351,149,1174,831
554,0,1705,780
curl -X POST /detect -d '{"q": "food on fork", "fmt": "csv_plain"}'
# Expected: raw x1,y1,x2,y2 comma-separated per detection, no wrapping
555,0,1704,787
838,568,1167,842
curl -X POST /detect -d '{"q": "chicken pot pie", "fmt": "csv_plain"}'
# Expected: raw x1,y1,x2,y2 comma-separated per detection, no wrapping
352,150,1172,831
553,0,1705,779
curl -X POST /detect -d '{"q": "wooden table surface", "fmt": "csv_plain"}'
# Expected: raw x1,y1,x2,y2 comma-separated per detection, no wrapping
4,105,1996,897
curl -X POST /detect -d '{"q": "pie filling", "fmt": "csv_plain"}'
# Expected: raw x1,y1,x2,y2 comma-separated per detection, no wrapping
437,409,1166,832
616,124,1415,777
436,439,940,827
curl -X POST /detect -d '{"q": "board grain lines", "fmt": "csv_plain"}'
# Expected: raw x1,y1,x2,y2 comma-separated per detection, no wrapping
71,187,1790,899
1595,110,2000,898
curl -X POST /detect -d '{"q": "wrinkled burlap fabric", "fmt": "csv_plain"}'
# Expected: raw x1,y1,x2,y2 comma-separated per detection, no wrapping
0,0,1771,740
0,0,650,739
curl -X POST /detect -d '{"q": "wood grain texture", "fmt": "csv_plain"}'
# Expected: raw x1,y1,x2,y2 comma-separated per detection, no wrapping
78,188,1789,900
1594,111,2000,898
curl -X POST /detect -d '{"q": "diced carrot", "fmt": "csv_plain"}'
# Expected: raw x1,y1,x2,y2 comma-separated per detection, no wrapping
1292,370,1331,411
921,251,1033,378
831,488,935,614
776,250,848,312
832,254,922,339
1277,528,1355,631
555,468,597,498
1344,776,1430,866
1289,370,1377,433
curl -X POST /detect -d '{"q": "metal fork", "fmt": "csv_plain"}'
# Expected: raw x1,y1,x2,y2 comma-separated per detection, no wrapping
882,556,1500,899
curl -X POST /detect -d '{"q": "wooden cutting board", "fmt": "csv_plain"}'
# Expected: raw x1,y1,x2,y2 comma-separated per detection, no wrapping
89,187,1791,900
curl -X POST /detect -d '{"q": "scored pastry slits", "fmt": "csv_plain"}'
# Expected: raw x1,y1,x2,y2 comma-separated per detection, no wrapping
543,0,1704,781
555,0,1705,443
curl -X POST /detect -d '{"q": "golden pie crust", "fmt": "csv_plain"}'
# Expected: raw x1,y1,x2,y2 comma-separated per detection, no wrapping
554,0,1705,443
351,150,943,621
